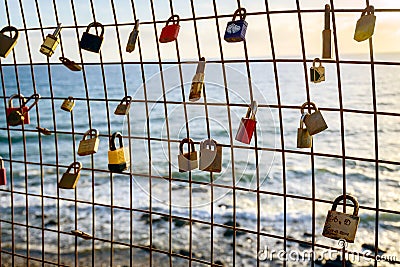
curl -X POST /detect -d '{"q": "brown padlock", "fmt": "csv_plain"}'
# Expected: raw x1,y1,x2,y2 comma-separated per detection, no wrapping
297,113,312,148
322,194,360,243
178,138,198,172
58,162,82,189
310,58,325,83
199,139,222,172
77,129,100,156
59,57,81,71
114,96,132,115
322,4,331,59
301,102,328,136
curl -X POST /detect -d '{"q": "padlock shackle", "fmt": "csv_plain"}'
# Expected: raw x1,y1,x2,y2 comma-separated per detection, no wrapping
8,94,26,108
196,57,206,74
179,138,195,155
232,7,246,21
82,129,99,141
324,4,330,30
24,93,41,112
66,161,82,175
110,132,124,151
166,15,180,26
0,156,3,169
361,5,374,17
86,22,104,37
245,100,257,119
66,96,75,103
331,194,359,216
312,58,322,68
0,26,19,40
120,96,132,105
200,138,217,151
299,112,308,128
300,102,318,114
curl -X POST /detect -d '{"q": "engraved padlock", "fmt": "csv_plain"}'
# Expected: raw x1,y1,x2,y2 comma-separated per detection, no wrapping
199,139,222,173
189,57,206,102
224,8,248,42
61,96,75,112
301,102,328,136
0,157,7,186
322,194,360,243
59,57,81,71
0,26,19,58
77,129,100,156
126,19,139,53
235,101,257,144
6,93,40,126
40,23,62,57
178,138,198,172
354,5,376,42
297,113,312,148
114,96,132,115
79,22,104,53
58,162,82,189
159,15,180,43
108,132,130,173
322,4,331,59
310,58,325,83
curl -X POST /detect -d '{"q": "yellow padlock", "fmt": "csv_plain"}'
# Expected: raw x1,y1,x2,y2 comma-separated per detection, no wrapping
40,23,62,57
78,129,100,156
354,5,376,42
189,57,206,102
61,96,75,112
108,132,130,173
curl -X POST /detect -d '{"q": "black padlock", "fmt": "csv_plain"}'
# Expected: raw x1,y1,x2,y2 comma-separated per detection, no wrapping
79,22,104,53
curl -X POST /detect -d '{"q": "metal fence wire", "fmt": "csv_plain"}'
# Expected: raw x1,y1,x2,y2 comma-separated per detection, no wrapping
0,0,400,266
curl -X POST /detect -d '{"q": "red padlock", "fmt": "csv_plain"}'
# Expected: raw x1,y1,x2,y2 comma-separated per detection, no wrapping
159,15,180,43
0,157,6,186
235,101,258,144
6,93,40,126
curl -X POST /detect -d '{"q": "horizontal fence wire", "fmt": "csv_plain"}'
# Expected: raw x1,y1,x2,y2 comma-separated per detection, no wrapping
0,0,400,266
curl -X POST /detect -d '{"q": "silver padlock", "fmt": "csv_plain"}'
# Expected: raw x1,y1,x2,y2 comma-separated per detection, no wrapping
301,102,328,136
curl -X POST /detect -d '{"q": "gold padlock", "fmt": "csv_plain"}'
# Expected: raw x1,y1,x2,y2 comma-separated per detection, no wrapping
189,57,206,102
108,132,130,173
7,109,25,127
310,58,325,83
322,4,331,59
322,194,360,243
61,96,75,112
0,26,19,58
40,23,62,57
59,57,81,71
126,20,139,53
114,96,132,115
58,162,82,189
199,139,222,172
301,102,328,136
178,138,198,172
354,5,376,42
78,129,100,156
297,113,312,148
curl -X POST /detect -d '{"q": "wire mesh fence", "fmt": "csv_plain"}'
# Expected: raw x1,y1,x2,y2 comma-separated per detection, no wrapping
0,0,400,266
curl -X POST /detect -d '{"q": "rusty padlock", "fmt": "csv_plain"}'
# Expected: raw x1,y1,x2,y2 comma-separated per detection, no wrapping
301,102,328,136
59,57,81,71
6,93,40,126
58,162,82,189
126,19,139,53
0,157,6,186
108,132,130,173
114,96,132,115
322,4,331,59
199,139,222,173
322,194,360,243
159,15,180,43
61,96,75,112
297,113,312,148
354,5,376,42
235,101,257,144
178,138,198,172
0,26,19,58
77,129,100,156
189,57,206,102
310,58,325,83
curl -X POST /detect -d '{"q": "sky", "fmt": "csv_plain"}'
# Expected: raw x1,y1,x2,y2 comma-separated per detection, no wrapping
0,0,400,63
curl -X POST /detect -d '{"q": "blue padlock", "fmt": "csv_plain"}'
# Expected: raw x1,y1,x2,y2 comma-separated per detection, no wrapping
79,22,104,53
224,8,247,42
